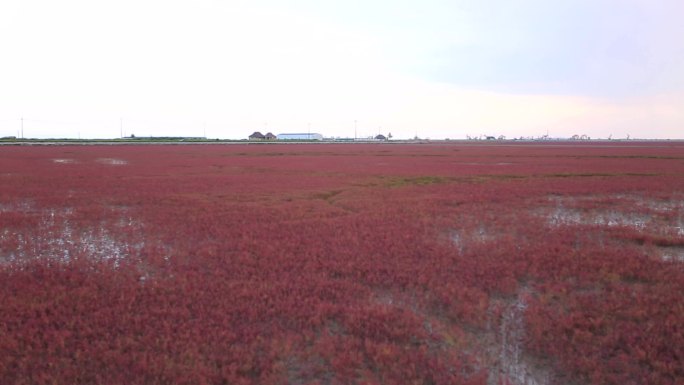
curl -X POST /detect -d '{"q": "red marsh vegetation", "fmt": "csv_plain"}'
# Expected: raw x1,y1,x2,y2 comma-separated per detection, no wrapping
1,142,683,384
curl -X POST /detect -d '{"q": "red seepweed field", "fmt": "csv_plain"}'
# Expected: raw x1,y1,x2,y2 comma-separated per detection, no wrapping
1,142,683,385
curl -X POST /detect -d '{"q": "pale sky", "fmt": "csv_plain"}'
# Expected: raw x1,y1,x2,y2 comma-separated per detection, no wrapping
1,0,683,139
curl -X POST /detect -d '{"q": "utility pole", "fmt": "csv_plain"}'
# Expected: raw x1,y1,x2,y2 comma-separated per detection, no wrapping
354,120,357,141
21,117,23,139
120,117,123,138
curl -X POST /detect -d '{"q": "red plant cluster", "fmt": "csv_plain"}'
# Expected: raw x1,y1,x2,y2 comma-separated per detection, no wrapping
1,142,683,384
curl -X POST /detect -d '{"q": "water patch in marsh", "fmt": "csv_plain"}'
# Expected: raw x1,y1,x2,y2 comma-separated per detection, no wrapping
547,207,650,229
0,204,174,282
0,206,142,265
541,194,684,235
0,199,35,213
449,226,502,253
660,247,684,262
51,158,77,164
488,293,553,385
96,158,128,165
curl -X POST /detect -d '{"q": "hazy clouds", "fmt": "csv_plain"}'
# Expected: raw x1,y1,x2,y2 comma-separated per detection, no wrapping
1,0,683,139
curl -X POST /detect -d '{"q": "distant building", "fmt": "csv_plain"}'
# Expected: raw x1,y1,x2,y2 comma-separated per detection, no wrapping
374,134,387,141
264,132,277,141
249,131,266,140
277,133,323,141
